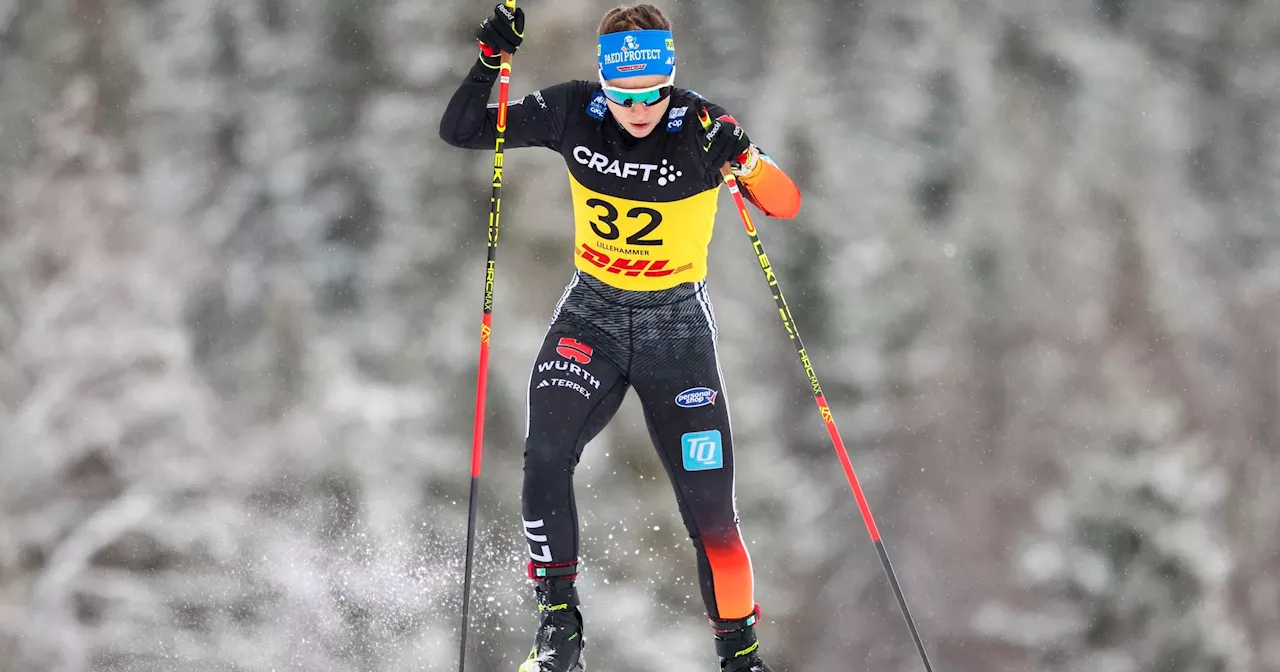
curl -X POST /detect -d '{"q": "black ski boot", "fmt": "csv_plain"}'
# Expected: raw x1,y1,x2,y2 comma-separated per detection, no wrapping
519,563,585,672
712,605,774,672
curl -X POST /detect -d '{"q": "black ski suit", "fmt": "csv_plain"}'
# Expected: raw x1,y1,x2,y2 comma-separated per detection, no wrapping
440,59,799,620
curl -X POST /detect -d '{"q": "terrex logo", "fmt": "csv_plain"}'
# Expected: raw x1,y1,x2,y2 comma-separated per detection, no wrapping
573,146,682,186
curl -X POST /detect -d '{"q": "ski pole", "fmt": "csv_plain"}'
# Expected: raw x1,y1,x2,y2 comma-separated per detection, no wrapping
699,110,936,672
460,3,517,670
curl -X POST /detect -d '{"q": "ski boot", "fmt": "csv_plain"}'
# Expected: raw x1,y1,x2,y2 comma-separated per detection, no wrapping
518,562,585,672
712,605,774,672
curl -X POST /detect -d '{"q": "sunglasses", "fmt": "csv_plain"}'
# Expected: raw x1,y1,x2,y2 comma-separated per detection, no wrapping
599,72,676,107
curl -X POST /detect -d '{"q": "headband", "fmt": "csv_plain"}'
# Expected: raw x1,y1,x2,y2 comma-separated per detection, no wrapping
598,30,676,80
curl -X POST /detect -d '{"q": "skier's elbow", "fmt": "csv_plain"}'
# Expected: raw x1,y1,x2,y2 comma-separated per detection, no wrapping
438,121,470,149
745,184,802,220
741,159,802,220
768,192,802,220
438,109,487,148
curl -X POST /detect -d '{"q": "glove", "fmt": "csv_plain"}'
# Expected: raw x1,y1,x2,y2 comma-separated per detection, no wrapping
698,107,753,174
476,3,525,69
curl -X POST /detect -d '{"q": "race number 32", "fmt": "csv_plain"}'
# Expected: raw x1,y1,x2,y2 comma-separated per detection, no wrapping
585,198,663,246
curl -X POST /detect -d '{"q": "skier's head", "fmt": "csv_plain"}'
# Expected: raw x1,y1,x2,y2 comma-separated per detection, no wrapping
598,4,674,138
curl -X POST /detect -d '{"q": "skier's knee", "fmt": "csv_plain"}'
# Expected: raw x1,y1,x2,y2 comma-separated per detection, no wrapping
523,439,579,478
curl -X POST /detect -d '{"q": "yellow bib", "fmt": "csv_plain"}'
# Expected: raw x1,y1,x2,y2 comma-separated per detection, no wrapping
569,171,720,290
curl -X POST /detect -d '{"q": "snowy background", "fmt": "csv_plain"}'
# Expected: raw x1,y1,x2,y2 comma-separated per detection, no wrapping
2,0,1280,670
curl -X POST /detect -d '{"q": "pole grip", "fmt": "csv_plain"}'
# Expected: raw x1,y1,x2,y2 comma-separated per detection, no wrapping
503,0,518,64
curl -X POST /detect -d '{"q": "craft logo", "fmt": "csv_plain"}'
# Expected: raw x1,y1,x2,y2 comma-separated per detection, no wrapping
573,146,681,186
681,430,723,471
555,337,593,364
675,387,718,408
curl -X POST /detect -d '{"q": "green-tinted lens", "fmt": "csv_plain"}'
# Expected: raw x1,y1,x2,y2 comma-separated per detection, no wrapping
603,88,655,106
602,86,671,107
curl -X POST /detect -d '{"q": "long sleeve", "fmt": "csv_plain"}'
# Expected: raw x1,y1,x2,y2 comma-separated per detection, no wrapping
735,152,803,220
438,60,579,152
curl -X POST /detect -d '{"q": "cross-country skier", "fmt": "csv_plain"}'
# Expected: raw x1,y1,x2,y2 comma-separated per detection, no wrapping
440,4,802,671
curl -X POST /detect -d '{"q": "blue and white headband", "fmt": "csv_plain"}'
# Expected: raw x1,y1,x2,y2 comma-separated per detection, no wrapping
598,30,676,80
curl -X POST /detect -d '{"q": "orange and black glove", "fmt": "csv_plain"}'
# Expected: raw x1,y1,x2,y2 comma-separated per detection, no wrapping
697,108,801,218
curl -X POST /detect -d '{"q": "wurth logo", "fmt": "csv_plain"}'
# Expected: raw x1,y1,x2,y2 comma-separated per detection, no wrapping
536,359,601,390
